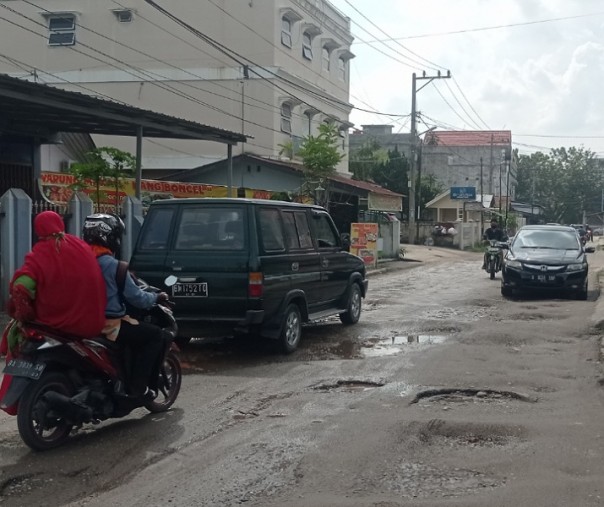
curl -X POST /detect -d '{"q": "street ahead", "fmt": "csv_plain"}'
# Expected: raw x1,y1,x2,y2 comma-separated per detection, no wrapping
1,246,604,507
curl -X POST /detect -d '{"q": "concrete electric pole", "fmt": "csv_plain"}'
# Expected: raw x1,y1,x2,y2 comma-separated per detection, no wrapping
409,70,451,244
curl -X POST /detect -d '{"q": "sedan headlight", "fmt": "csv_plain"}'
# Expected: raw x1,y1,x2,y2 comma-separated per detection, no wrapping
566,263,586,272
505,259,522,269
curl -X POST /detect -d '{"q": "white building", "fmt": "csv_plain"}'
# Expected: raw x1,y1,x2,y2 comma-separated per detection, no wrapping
0,0,355,175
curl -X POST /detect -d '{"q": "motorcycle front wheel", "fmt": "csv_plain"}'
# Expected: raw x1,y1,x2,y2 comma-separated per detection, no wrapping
488,258,496,279
145,351,182,413
17,371,74,451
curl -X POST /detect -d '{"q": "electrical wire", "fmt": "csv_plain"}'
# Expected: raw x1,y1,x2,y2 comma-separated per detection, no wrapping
342,0,445,71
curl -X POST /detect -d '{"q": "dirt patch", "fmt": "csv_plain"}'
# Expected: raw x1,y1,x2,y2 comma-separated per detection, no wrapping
355,461,503,499
416,419,527,447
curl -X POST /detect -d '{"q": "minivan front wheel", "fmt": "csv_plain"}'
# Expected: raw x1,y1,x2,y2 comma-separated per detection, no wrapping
340,283,362,325
280,304,302,354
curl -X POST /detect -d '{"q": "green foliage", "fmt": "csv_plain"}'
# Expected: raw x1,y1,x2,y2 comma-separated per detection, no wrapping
349,139,388,181
70,147,135,209
516,146,601,223
370,147,409,196
297,123,344,205
278,140,294,159
418,174,444,216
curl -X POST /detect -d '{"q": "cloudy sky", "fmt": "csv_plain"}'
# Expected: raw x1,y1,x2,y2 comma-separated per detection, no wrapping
330,0,604,156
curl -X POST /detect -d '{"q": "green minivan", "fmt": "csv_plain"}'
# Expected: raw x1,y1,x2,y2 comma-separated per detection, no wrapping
129,198,368,352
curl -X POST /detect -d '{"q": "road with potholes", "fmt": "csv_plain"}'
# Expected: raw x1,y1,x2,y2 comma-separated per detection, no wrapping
1,246,604,506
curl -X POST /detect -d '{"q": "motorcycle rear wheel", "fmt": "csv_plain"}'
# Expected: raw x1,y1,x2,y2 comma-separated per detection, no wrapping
145,351,182,413
17,371,74,451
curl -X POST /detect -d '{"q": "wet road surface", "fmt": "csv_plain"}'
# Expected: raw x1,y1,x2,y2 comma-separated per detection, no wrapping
2,250,604,506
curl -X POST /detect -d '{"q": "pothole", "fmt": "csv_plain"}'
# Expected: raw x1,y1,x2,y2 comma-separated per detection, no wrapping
312,379,385,392
410,388,537,405
416,419,527,447
361,335,448,357
508,313,563,321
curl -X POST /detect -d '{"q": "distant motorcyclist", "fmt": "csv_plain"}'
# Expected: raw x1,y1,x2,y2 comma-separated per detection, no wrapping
482,219,507,270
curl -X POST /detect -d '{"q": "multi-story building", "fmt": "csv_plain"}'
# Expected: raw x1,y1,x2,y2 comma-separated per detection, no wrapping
421,130,516,200
349,124,414,161
0,0,355,175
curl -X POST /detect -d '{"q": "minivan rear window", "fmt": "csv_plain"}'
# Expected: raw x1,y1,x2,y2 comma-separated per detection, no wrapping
175,207,245,250
283,210,314,250
138,207,175,250
259,208,285,252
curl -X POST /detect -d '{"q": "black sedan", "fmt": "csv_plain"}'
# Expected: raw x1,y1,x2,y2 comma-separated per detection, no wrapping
500,225,593,299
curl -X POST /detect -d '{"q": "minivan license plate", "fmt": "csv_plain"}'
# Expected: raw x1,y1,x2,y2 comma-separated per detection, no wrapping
3,359,46,379
172,282,208,297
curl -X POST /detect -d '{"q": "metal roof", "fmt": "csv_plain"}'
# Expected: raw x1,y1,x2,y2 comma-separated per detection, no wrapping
0,73,246,144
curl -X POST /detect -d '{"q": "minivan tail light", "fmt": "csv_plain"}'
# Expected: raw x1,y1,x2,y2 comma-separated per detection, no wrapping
248,272,263,298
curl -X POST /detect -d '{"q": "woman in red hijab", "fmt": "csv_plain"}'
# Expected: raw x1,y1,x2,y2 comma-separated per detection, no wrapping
0,211,106,414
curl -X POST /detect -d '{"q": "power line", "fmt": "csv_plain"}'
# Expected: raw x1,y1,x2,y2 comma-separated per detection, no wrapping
354,12,604,43
451,76,490,130
342,0,445,71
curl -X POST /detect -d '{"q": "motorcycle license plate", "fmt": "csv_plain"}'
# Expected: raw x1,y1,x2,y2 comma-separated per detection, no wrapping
172,282,208,298
3,358,46,379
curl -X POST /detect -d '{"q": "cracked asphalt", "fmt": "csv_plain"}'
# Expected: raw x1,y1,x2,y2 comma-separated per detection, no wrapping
2,244,604,506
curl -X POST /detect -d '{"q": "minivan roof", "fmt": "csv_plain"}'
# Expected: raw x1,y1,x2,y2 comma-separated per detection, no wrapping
147,197,326,210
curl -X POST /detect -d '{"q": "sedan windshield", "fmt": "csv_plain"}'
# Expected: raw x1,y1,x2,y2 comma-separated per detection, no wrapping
513,230,580,250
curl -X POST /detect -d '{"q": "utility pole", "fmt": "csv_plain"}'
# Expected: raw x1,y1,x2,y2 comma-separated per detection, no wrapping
409,70,451,244
480,157,484,234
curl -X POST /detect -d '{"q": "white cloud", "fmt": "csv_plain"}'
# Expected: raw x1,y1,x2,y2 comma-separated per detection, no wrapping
331,0,604,154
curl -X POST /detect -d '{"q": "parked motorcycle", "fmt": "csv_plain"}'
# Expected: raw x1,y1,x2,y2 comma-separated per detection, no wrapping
0,276,181,451
485,239,505,280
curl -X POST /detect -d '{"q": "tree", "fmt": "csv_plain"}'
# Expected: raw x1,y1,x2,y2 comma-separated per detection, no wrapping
70,147,135,210
349,139,387,181
417,174,444,218
516,147,601,224
296,123,344,206
370,147,409,196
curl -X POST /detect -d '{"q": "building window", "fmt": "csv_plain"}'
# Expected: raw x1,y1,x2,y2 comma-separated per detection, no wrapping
338,57,346,81
322,47,330,71
302,32,313,60
281,102,292,133
281,17,292,48
48,15,76,46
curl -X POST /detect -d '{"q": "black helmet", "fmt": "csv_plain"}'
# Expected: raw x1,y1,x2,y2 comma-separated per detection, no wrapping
83,213,125,254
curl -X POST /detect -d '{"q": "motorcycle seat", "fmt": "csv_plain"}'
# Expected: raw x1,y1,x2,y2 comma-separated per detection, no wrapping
88,336,120,351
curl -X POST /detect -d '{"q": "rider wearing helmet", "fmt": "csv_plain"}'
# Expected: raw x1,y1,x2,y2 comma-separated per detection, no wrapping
83,213,168,399
482,219,507,270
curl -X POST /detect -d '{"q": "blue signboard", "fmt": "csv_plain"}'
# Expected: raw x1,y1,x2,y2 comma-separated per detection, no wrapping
450,186,477,200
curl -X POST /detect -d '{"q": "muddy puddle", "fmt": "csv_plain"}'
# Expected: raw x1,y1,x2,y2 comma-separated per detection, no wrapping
361,335,448,358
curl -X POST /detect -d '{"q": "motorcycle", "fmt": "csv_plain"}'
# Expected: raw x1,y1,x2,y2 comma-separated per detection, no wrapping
485,239,505,280
0,276,181,451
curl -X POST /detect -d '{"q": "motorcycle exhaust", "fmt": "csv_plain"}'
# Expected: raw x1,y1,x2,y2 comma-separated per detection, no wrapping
42,391,94,425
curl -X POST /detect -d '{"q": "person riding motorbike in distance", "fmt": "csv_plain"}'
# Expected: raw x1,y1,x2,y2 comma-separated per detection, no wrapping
82,213,169,401
482,219,507,270
1,211,106,414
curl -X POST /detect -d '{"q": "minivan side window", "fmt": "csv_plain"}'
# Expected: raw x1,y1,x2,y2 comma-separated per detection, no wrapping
282,210,314,250
138,208,174,250
259,208,286,252
314,213,339,248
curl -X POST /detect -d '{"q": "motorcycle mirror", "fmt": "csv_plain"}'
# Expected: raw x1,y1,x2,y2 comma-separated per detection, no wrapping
164,275,178,287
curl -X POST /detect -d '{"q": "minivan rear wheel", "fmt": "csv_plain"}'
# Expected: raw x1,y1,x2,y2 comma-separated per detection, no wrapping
340,283,362,325
280,304,302,354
